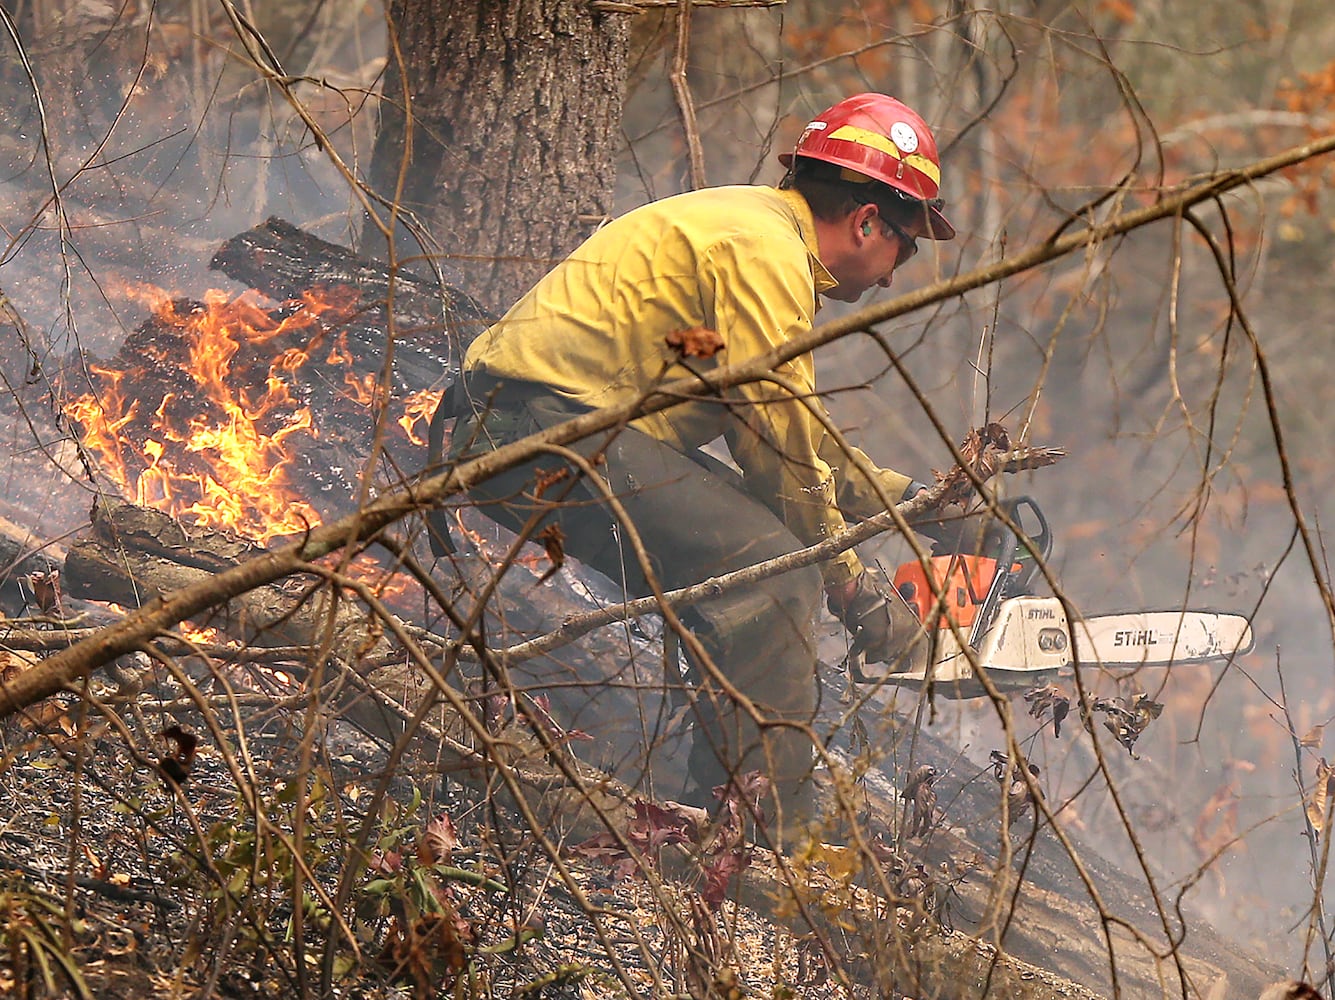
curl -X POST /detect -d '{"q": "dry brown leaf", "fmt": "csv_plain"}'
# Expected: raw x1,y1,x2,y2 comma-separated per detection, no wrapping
535,524,565,584
665,326,725,359
0,648,39,686
700,845,752,910
1305,758,1335,836
905,766,939,838
26,570,62,614
81,843,106,878
22,698,77,746
160,725,199,786
418,812,460,867
629,799,705,853
1023,683,1071,738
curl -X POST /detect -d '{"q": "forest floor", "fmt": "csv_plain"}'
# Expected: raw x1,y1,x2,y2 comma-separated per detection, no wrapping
0,660,898,1000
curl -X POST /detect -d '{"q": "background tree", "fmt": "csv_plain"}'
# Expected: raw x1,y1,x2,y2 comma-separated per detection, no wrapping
364,0,630,312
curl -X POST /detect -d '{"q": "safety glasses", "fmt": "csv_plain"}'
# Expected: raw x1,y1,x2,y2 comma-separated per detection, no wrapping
879,216,920,268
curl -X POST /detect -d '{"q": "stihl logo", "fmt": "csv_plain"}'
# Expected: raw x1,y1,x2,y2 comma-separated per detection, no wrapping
1027,608,1056,620
1113,629,1159,646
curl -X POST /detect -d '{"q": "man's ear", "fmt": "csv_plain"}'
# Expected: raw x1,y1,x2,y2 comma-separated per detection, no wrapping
853,203,878,243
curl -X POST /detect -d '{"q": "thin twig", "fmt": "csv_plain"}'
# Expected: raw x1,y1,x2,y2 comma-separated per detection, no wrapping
669,0,706,190
1277,653,1335,992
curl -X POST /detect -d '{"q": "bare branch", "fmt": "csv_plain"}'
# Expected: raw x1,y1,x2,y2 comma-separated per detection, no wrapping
3,130,1328,719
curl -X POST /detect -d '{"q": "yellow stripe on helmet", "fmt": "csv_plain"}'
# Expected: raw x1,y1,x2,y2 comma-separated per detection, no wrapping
828,123,941,186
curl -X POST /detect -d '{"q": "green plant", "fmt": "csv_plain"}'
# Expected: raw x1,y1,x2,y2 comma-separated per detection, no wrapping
168,767,348,989
0,877,92,1000
357,798,510,997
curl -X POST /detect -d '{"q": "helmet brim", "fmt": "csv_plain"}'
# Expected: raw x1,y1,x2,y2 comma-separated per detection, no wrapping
924,205,955,241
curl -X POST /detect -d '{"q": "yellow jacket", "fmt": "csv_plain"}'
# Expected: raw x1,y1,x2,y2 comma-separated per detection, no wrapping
463,185,913,586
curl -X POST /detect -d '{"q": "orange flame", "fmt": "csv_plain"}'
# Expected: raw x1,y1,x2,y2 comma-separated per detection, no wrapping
398,388,444,446
65,284,442,565
176,620,227,646
65,288,341,543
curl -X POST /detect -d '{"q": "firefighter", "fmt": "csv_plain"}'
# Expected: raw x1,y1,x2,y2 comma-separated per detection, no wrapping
437,93,953,841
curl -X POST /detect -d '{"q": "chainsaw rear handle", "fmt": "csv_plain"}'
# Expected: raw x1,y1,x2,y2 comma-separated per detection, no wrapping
966,497,1051,644
1003,497,1051,594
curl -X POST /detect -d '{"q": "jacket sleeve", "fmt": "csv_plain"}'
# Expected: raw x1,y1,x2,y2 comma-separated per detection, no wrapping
819,434,916,522
701,238,911,587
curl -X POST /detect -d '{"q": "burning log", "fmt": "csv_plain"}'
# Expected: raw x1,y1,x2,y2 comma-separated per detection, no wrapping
58,285,451,536
209,216,489,390
62,497,386,655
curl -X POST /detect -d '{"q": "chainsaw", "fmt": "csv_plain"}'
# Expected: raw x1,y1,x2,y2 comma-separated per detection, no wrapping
851,497,1255,698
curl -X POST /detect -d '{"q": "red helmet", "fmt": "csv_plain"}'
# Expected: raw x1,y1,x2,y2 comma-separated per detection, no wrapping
780,93,954,240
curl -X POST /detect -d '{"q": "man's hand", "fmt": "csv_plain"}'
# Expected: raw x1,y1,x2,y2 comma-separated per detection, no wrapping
900,479,963,550
826,569,922,666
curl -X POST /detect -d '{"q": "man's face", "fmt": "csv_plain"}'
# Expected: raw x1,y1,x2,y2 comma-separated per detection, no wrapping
826,213,923,303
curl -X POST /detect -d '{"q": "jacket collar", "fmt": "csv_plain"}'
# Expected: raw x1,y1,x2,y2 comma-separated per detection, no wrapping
775,188,838,298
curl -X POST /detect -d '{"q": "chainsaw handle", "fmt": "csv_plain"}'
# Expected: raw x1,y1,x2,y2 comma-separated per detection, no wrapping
1007,496,1052,560
1004,497,1052,595
968,527,1018,647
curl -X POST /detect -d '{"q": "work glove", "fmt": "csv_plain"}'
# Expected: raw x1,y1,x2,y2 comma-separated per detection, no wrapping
828,568,924,667
900,479,971,554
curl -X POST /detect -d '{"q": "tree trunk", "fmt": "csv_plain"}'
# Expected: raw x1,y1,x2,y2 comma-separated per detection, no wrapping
365,0,631,314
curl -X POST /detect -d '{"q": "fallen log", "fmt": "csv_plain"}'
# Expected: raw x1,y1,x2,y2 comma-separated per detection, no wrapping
49,495,655,753
208,215,489,391
54,496,435,740
208,216,489,327
61,497,347,647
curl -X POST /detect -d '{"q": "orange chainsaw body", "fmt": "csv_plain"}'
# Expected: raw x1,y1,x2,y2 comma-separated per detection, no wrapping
893,554,1000,631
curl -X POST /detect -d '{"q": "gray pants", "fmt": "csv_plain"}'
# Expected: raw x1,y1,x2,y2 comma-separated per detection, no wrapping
447,380,823,831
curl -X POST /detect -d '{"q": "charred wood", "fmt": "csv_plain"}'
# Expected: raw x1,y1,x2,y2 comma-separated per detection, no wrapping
209,216,489,390
62,497,380,655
